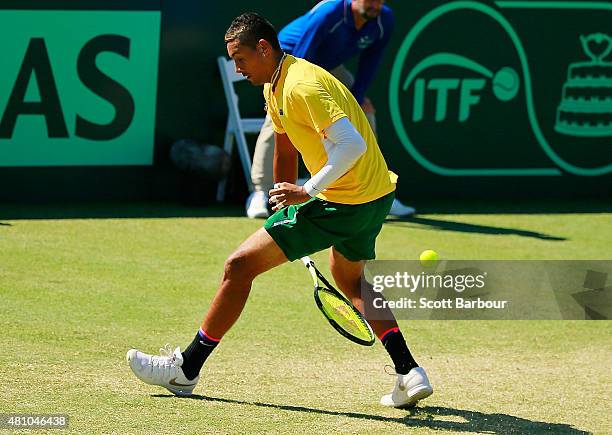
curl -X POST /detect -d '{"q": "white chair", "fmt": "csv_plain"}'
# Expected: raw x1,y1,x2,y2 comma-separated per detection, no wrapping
216,56,265,201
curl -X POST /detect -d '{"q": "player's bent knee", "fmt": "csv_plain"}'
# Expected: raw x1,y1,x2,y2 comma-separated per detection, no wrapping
223,251,252,281
223,249,266,282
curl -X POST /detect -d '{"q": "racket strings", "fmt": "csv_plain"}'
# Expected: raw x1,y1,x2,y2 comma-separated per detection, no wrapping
317,288,371,340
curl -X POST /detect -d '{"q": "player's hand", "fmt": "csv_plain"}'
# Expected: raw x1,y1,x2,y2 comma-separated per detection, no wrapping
268,182,310,211
361,97,375,114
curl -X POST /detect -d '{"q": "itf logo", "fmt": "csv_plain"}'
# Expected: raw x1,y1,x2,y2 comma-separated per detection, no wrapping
389,1,612,177
406,54,520,123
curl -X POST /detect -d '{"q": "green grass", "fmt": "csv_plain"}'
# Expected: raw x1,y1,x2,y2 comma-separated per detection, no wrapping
1,203,610,434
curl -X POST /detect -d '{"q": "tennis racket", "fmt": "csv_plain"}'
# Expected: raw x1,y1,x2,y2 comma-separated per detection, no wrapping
301,256,375,346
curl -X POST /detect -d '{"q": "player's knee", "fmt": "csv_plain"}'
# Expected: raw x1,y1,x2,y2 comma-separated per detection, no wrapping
223,250,253,281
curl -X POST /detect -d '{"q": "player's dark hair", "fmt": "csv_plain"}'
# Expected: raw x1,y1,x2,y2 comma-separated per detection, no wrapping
224,12,281,51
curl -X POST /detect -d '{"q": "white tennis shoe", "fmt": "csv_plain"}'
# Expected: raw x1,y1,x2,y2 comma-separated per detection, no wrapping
388,199,416,217
126,345,199,396
246,191,270,218
380,366,433,408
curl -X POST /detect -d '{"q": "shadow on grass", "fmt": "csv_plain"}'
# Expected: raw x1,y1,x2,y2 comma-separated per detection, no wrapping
0,222,12,226
386,217,566,241
0,202,244,220
152,394,587,434
404,199,612,215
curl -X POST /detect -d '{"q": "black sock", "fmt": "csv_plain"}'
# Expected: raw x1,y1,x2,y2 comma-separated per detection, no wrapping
381,327,418,375
181,328,220,380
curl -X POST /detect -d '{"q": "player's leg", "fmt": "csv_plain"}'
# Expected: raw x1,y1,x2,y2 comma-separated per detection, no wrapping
127,228,288,394
329,247,419,373
247,115,275,218
329,247,433,407
329,191,433,406
327,248,394,334
201,227,287,338
179,228,288,377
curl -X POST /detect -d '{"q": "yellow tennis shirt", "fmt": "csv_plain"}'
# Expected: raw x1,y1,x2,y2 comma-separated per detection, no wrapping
263,55,397,205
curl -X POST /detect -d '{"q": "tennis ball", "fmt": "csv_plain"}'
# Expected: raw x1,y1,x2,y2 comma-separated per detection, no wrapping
420,249,439,267
492,67,520,102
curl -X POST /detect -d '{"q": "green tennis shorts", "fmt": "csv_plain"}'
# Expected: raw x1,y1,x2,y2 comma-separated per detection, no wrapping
264,191,394,262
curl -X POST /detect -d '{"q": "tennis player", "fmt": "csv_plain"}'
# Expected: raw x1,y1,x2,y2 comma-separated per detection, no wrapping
246,0,416,219
127,12,433,408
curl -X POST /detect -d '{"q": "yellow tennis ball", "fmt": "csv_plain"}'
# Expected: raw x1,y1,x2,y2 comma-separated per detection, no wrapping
420,249,439,266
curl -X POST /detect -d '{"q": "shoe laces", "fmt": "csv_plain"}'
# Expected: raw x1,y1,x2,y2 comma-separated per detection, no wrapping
384,365,407,390
159,344,174,359
150,344,176,369
384,364,397,376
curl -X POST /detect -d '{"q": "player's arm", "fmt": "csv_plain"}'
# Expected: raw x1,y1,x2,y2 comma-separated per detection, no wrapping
273,132,298,185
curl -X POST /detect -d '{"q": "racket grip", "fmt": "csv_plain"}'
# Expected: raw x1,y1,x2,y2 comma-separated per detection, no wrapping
300,256,312,267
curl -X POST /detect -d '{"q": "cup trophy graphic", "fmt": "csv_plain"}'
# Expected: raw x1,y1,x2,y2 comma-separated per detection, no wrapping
555,33,612,137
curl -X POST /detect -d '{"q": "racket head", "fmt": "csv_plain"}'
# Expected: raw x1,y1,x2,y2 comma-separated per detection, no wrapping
302,257,375,346
314,285,375,346
314,286,376,346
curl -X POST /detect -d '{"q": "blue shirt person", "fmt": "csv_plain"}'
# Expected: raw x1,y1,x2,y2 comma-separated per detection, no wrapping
279,0,394,104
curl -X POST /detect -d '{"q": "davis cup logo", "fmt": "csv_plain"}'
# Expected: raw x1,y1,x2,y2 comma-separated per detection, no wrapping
555,33,612,138
389,1,612,177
